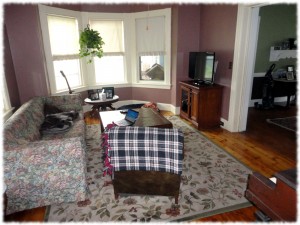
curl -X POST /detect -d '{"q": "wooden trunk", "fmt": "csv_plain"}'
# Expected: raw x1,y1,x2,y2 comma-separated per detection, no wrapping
113,171,181,204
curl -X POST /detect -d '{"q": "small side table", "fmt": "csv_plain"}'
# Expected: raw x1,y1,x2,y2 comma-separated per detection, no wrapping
84,95,119,111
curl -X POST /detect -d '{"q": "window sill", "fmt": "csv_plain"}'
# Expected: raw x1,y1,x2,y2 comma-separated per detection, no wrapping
3,107,15,122
131,83,171,89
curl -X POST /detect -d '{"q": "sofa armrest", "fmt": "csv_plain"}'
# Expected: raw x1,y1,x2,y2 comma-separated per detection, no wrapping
4,137,88,214
45,93,83,112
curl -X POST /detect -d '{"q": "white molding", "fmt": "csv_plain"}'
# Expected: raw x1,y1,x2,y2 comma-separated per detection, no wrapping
238,7,261,132
227,4,262,132
131,83,171,89
3,107,15,122
269,47,297,61
249,96,290,107
227,5,252,132
220,117,229,131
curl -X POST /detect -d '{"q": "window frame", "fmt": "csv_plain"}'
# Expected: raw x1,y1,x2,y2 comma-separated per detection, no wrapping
82,12,130,87
1,75,14,121
39,5,87,94
131,8,171,89
39,5,171,94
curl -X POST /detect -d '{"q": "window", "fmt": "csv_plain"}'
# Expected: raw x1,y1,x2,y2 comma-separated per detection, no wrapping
39,5,171,93
133,10,171,87
139,55,164,80
39,5,84,94
90,20,125,84
47,15,82,92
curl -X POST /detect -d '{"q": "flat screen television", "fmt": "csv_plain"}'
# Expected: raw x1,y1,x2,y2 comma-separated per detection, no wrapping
188,52,216,84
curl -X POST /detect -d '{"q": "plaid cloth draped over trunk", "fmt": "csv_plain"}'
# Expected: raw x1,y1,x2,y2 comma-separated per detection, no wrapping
107,126,184,175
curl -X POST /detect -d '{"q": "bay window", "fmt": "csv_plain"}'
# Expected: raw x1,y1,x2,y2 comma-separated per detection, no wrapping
39,5,171,94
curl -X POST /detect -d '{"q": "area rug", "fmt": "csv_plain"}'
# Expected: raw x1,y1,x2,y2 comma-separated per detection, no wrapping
266,116,297,132
45,116,252,222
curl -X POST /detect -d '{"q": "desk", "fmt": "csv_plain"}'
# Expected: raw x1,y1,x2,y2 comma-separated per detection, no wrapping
251,78,297,108
84,95,119,111
272,79,297,107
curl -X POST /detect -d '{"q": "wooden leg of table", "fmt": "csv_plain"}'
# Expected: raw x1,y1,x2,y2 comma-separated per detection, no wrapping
114,193,119,200
175,195,179,204
108,104,115,110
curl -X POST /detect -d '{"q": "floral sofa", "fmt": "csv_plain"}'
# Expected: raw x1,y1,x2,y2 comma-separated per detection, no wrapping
3,94,89,215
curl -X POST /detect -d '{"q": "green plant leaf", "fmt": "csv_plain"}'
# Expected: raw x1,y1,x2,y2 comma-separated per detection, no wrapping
79,25,104,63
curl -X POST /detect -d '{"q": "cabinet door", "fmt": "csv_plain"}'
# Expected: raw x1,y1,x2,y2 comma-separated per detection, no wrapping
190,89,199,122
198,86,223,128
180,85,190,119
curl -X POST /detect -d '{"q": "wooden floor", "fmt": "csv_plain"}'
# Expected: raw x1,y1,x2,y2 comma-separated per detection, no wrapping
4,105,297,222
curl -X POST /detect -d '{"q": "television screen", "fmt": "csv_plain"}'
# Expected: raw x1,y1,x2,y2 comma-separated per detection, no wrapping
188,52,215,84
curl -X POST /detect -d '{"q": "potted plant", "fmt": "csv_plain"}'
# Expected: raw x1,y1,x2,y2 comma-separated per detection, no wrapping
79,25,105,63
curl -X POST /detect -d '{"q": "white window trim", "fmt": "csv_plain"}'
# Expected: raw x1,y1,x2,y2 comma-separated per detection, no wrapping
1,75,14,122
130,8,171,89
81,12,130,86
39,5,88,94
39,5,172,93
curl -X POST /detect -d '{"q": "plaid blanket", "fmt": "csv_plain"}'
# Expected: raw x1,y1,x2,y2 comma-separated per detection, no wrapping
107,126,184,175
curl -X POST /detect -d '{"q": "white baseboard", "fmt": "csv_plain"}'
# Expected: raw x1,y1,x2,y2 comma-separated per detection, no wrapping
220,117,229,131
249,96,292,107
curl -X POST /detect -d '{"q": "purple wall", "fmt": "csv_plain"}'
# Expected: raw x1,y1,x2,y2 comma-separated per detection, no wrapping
4,3,237,119
4,25,20,109
4,4,49,104
175,5,202,107
199,4,238,120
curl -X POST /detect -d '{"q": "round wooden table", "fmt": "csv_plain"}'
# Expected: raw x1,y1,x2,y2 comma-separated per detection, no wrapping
84,95,119,111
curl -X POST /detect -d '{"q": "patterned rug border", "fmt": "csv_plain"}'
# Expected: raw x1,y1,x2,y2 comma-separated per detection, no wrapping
45,115,253,222
266,116,297,132
173,201,251,222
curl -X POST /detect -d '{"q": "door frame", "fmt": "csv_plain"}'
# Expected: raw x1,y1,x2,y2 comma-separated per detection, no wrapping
226,4,265,132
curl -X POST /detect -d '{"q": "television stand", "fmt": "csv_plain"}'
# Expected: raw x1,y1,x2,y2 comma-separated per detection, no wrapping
180,80,223,129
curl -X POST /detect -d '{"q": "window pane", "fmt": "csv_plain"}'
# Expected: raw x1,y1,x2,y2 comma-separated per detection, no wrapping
136,16,165,54
47,15,79,56
140,55,164,81
53,59,82,91
90,20,124,53
94,56,125,83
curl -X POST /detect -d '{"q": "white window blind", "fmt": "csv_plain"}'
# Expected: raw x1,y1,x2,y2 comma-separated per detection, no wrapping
47,15,80,60
46,14,83,92
136,16,165,56
90,20,124,55
90,20,125,83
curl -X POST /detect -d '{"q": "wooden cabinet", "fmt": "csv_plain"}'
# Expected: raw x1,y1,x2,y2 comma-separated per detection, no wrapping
179,81,223,129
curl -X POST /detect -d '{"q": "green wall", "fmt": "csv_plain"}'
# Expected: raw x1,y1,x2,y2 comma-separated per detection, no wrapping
254,4,297,73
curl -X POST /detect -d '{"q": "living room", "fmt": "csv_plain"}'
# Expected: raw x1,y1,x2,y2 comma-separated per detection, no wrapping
3,1,297,222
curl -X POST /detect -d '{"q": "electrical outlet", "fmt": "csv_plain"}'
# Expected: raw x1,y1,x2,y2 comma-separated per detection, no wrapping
220,121,224,126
